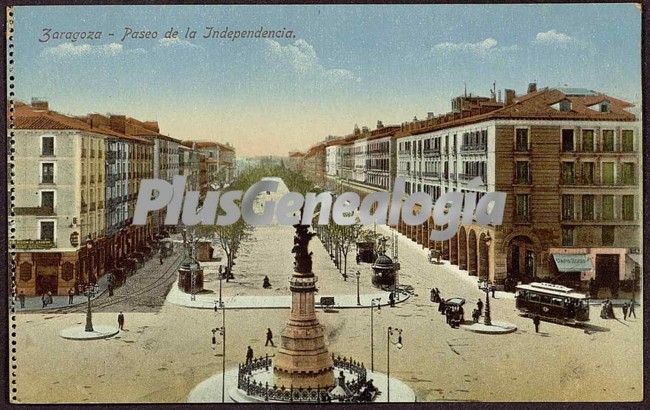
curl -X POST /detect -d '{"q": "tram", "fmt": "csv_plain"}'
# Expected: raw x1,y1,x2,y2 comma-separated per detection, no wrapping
515,282,590,324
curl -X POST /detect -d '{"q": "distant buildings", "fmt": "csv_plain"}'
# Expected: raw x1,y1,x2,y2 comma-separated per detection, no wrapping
10,100,236,295
294,84,641,294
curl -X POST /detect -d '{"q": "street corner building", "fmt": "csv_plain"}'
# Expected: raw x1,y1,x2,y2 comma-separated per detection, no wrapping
295,84,641,297
9,100,237,296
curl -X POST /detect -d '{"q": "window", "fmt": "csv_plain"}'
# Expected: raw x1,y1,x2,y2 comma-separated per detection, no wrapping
622,195,634,221
621,162,635,185
602,130,615,152
601,162,615,185
41,136,54,156
515,161,530,184
582,195,594,220
602,195,614,220
562,227,575,246
515,195,529,220
581,130,594,152
581,162,594,184
561,129,575,152
600,102,610,113
602,226,615,246
559,100,572,112
562,195,574,220
561,162,575,184
515,128,529,151
41,163,54,183
622,130,634,152
40,191,54,209
39,221,54,242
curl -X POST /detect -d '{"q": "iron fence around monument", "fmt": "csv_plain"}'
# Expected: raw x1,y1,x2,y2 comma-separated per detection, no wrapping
236,354,368,402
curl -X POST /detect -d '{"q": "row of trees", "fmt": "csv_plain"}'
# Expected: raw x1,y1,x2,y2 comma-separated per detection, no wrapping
192,163,320,279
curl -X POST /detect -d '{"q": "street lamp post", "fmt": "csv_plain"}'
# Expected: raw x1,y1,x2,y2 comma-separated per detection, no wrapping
218,265,224,306
370,297,381,372
386,326,403,403
83,282,99,332
484,233,493,326
356,270,361,306
213,300,226,402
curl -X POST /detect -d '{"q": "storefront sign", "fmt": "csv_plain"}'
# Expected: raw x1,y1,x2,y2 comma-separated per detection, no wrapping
12,239,54,250
70,231,80,247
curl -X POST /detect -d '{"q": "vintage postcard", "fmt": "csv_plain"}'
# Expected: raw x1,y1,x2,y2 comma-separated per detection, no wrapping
5,2,644,405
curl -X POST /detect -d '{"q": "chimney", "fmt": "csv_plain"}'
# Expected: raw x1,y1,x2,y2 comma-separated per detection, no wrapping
109,115,127,134
505,89,516,105
527,82,537,94
376,120,384,129
31,99,49,111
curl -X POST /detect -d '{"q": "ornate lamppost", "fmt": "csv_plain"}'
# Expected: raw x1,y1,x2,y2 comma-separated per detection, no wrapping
483,232,493,326
211,324,226,403
356,270,361,306
83,282,100,332
386,326,403,403
369,297,381,372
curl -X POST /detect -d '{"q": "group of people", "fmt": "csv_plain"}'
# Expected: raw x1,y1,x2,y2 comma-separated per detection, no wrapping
41,291,53,308
600,298,636,320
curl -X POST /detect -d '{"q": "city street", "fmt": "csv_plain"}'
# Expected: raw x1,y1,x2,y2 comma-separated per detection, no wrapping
14,219,642,403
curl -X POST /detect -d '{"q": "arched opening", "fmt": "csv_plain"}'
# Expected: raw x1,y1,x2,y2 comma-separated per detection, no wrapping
468,230,478,276
450,232,459,265
458,226,467,270
507,235,537,283
479,233,489,280
442,238,450,260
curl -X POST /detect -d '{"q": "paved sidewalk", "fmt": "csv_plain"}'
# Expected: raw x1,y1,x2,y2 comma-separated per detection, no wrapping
12,273,110,312
376,224,515,300
166,281,410,309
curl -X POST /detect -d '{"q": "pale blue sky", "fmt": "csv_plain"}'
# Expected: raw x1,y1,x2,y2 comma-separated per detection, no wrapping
13,4,642,156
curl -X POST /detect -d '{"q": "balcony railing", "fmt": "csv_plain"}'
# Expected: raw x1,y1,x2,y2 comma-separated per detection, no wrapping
14,206,55,216
513,176,532,185
460,144,487,153
458,174,486,184
560,176,637,186
422,171,440,179
513,214,530,224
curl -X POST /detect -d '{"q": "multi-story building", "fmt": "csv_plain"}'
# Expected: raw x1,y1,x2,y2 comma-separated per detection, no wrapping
366,123,400,191
288,151,305,174
12,101,109,295
352,126,370,183
179,144,201,191
301,142,327,187
393,85,641,293
181,140,237,189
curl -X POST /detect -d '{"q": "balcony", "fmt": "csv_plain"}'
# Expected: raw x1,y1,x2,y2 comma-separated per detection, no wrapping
560,176,637,187
422,171,440,179
423,148,441,157
460,144,487,153
513,175,532,185
14,206,55,216
458,174,486,185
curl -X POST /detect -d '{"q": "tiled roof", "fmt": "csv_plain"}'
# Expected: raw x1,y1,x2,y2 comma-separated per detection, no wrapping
398,88,636,139
13,102,155,144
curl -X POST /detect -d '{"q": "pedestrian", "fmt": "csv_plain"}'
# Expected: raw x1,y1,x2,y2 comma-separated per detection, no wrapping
356,254,361,265
491,284,496,298
117,312,125,330
628,298,636,319
472,308,480,323
477,299,483,316
246,346,254,365
265,328,275,347
438,298,446,314
41,293,46,308
622,303,629,321
533,315,540,333
389,292,395,307
68,287,74,304
108,283,114,297
435,288,441,302
18,291,25,308
160,254,164,265
262,276,272,289
46,291,53,305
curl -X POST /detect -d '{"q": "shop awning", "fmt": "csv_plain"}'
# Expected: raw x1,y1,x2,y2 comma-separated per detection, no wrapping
553,254,592,272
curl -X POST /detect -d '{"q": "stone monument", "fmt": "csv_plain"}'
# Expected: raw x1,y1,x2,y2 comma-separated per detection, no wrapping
272,223,335,389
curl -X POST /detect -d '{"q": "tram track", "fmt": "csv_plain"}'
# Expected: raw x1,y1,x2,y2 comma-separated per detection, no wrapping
48,252,183,314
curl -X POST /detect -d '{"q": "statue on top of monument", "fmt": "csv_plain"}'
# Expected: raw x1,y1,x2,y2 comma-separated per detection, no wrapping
292,222,316,274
